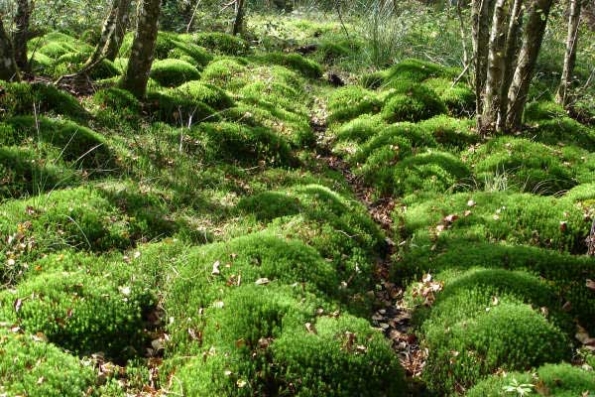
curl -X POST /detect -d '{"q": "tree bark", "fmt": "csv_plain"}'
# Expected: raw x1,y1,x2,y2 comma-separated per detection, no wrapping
13,0,33,74
506,0,555,130
472,0,496,121
232,0,246,36
0,19,20,82
85,0,131,69
496,0,523,131
120,0,161,99
556,0,582,107
480,0,511,133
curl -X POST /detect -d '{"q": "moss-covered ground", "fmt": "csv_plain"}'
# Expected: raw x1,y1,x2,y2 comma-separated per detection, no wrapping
1,7,595,397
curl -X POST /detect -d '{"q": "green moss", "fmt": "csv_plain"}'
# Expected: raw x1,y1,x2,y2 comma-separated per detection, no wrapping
6,116,114,170
0,268,153,359
467,363,595,396
424,302,570,394
271,314,407,396
423,77,475,117
467,137,577,195
0,329,95,396
188,121,295,167
37,41,77,59
360,70,388,90
393,150,471,196
175,81,234,111
201,58,250,91
327,86,382,124
93,87,141,113
167,43,213,68
417,115,478,150
0,145,79,199
317,40,351,64
524,116,595,151
381,84,446,123
524,101,567,122
145,89,218,125
0,82,88,121
384,58,448,85
333,114,388,143
191,32,251,56
149,59,201,87
252,52,323,79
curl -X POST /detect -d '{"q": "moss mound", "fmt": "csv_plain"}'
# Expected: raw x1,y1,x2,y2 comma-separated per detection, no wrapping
417,115,478,149
0,268,153,359
467,363,595,396
466,137,577,195
270,314,407,396
149,58,201,87
0,329,95,396
188,121,295,166
175,81,235,110
333,114,388,143
0,145,79,199
381,84,446,123
384,58,448,85
191,32,251,56
145,89,218,125
424,302,570,394
327,86,382,124
5,116,114,170
393,150,471,196
201,58,250,91
253,52,323,79
423,77,475,117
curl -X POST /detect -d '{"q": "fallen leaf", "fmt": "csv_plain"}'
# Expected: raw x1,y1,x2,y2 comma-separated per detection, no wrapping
14,298,22,313
305,322,317,334
586,279,595,291
559,221,568,232
255,278,270,285
443,214,459,224
212,260,221,275
467,199,476,207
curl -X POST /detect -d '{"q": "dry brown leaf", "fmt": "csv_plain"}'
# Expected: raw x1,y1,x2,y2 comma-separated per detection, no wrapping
586,279,595,291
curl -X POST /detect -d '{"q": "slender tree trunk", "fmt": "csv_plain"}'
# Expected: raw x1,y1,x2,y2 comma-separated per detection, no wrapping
556,0,582,107
0,19,20,82
472,0,496,121
105,0,131,60
506,0,555,130
120,0,161,99
13,0,33,74
480,0,511,133
85,0,131,69
232,0,246,36
497,0,523,131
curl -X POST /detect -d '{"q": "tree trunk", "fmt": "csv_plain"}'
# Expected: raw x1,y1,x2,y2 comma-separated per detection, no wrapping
471,0,496,120
506,0,555,130
496,0,523,131
232,0,246,36
14,0,33,74
480,0,510,133
556,0,582,107
85,0,131,69
0,19,20,82
120,0,161,99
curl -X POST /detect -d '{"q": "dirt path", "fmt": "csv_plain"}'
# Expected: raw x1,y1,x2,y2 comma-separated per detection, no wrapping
309,92,428,388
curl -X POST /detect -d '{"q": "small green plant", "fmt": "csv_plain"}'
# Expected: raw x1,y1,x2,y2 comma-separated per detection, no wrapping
502,378,535,396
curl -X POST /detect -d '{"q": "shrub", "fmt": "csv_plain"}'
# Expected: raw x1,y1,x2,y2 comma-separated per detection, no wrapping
270,314,407,396
466,137,576,195
423,302,570,394
0,329,95,397
327,86,382,124
149,59,201,87
0,269,154,359
381,84,446,123
467,363,595,396
175,81,235,110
